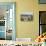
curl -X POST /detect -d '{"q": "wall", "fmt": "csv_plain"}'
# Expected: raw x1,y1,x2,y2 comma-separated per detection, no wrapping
0,0,45,40
16,0,34,39
16,0,39,40
39,4,46,11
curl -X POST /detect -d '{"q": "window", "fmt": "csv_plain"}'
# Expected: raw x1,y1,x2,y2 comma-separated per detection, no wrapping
0,2,16,40
39,11,46,35
39,0,46,4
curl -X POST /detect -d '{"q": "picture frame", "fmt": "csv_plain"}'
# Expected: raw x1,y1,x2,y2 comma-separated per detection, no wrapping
39,0,46,4
20,12,33,22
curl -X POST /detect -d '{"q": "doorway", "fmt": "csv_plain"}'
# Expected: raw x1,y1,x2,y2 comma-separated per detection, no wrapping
39,11,46,35
0,2,16,40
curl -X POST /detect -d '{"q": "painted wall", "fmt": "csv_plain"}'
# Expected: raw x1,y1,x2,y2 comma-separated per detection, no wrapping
39,4,46,11
16,0,39,40
0,0,46,40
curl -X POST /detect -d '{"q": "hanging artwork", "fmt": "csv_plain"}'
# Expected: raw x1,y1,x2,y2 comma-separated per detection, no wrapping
20,12,33,22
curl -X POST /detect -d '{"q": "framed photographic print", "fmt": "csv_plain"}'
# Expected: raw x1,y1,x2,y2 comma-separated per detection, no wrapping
39,0,46,4
20,12,33,22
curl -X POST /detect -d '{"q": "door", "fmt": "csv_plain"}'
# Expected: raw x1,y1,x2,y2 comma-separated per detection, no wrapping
0,2,16,40
39,11,46,35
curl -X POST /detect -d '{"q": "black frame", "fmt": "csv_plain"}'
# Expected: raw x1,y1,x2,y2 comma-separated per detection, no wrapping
39,12,40,36
21,14,33,22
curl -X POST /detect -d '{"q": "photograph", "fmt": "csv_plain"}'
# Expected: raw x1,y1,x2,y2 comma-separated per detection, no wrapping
21,15,33,21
